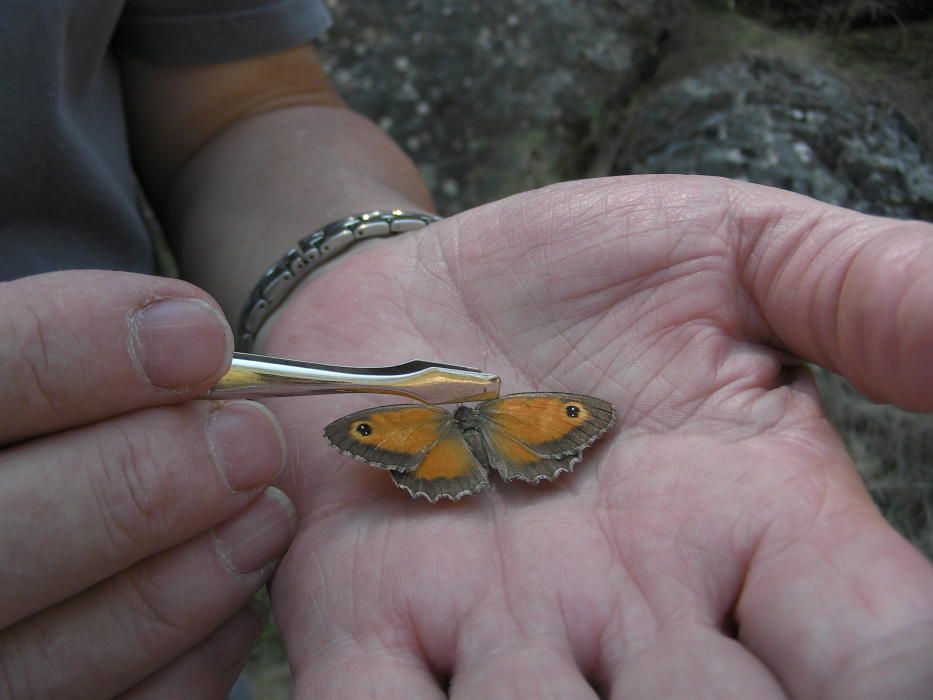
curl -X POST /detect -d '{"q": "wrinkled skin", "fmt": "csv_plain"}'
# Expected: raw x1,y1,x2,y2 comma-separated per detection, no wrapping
263,176,933,699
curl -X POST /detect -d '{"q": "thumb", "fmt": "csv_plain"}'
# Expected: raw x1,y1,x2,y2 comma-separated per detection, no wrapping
738,183,933,410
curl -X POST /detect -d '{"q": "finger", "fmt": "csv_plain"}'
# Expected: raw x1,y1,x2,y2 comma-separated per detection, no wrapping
451,643,599,700
0,399,285,629
737,506,933,700
734,182,933,410
117,602,266,700
292,641,446,700
601,625,786,699
0,488,295,700
0,270,232,444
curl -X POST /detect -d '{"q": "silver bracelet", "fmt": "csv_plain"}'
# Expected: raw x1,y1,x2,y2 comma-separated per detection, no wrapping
237,209,443,350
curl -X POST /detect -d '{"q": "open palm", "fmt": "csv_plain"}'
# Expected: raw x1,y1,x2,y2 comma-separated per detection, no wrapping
261,176,933,699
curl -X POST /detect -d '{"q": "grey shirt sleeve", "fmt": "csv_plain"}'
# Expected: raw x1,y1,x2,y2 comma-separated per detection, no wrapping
114,0,332,65
0,0,335,284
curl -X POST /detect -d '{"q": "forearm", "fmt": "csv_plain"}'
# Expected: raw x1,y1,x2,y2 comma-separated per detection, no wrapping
163,104,434,322
120,44,434,324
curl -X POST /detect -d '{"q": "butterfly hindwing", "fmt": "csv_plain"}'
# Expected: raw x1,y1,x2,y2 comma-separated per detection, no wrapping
324,403,452,472
476,393,616,482
390,431,490,502
484,441,583,483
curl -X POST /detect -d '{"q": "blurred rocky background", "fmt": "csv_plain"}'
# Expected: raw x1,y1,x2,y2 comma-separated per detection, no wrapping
249,0,933,694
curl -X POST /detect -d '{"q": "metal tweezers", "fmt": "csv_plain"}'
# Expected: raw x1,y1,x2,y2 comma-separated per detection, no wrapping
201,352,501,405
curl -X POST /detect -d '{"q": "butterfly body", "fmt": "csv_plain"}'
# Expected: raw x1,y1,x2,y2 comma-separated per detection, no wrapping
325,392,616,502
449,405,494,465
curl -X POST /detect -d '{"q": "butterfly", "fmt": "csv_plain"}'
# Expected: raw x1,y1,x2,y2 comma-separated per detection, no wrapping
324,392,616,502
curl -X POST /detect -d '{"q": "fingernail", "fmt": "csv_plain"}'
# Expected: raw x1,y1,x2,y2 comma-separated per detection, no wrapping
130,298,232,388
208,401,286,492
204,601,268,670
212,488,296,574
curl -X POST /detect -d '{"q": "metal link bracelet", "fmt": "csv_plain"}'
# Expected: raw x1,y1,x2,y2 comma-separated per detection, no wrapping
236,210,443,351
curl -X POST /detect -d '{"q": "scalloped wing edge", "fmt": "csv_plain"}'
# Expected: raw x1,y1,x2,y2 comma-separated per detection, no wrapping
390,474,493,503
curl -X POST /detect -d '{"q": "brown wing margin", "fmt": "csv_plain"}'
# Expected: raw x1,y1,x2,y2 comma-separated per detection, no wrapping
484,439,584,483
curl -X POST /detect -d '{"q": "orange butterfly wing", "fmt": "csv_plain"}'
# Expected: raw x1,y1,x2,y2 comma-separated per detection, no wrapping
390,433,489,502
324,404,451,471
324,404,489,501
475,393,615,482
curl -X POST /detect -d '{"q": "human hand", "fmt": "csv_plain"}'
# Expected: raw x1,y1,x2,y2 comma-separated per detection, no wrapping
0,271,295,699
262,176,933,699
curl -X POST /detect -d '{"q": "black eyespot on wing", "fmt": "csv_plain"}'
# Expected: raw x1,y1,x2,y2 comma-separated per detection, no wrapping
476,392,616,458
324,403,453,472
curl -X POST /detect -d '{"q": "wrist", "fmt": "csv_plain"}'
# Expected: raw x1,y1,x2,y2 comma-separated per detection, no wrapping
237,209,442,351
166,105,435,321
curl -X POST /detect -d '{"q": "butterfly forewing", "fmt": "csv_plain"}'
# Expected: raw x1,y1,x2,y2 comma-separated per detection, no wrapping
477,393,616,458
324,404,452,471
